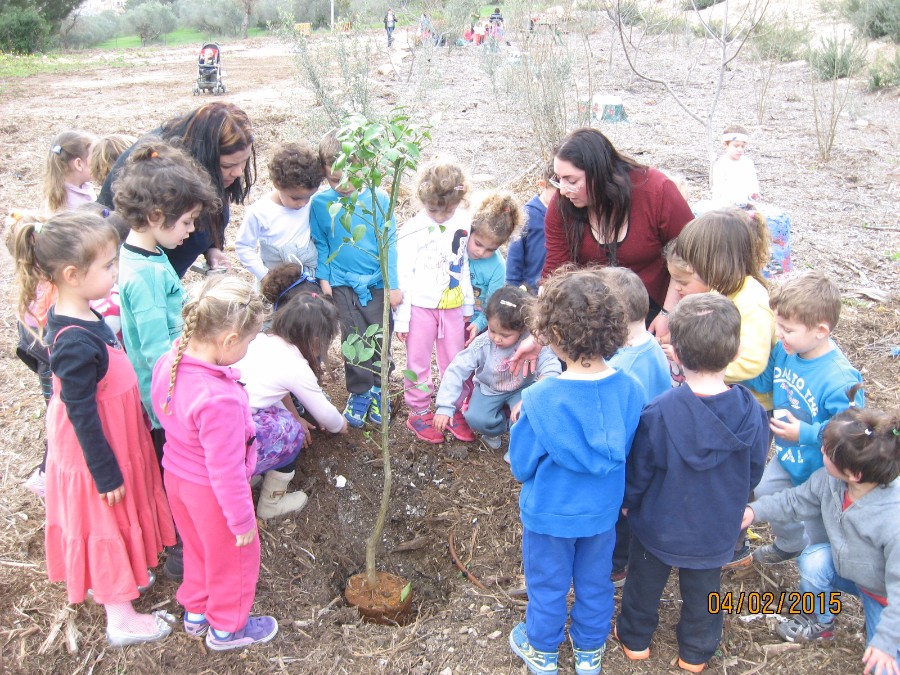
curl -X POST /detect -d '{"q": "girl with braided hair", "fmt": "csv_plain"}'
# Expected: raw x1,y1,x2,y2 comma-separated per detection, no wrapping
151,275,279,650
12,211,176,646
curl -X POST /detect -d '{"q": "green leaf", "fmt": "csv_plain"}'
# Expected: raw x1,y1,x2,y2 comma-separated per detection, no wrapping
346,334,361,345
351,224,367,243
340,211,352,232
358,346,375,362
400,582,412,603
401,369,418,382
328,202,343,220
363,324,380,338
416,384,430,392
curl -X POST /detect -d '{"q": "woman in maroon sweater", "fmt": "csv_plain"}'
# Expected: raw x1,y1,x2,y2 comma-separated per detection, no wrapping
543,128,693,334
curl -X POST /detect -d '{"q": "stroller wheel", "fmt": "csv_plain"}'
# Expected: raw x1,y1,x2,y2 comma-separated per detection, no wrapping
192,87,199,95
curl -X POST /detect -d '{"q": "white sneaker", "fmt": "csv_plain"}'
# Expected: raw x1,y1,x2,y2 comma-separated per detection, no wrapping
503,450,511,464
24,469,45,498
482,435,502,450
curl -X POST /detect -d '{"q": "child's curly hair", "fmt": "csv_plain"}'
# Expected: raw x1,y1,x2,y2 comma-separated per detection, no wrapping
470,190,524,246
269,141,324,190
415,155,471,210
823,385,898,486
530,266,627,365
259,263,321,307
485,286,532,333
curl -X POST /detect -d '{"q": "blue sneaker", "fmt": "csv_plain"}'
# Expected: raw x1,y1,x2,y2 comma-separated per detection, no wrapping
509,622,559,674
570,635,605,675
205,615,278,651
367,388,388,425
343,393,370,429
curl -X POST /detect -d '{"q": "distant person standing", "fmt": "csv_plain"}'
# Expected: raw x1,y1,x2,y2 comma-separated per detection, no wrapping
384,9,396,47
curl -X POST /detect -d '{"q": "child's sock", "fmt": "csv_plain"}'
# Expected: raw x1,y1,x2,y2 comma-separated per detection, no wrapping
186,611,205,623
105,601,158,634
211,627,233,638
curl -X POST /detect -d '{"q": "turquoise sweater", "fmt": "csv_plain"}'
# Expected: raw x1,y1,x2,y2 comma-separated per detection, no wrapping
310,187,398,306
469,251,506,333
119,244,186,427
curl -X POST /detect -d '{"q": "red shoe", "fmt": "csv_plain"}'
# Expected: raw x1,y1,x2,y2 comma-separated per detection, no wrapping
406,412,444,444
447,410,475,442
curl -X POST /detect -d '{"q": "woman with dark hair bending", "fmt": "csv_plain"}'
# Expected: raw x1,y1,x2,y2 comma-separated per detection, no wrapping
98,102,256,278
543,128,693,334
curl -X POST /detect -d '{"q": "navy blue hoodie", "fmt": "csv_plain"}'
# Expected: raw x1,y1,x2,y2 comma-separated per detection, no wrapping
624,384,768,569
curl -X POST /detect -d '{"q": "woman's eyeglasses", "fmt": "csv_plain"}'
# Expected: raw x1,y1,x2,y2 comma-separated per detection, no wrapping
548,174,582,193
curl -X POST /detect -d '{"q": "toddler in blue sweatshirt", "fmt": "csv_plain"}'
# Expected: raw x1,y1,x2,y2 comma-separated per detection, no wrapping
506,159,555,294
508,269,645,675
744,271,863,565
616,294,768,673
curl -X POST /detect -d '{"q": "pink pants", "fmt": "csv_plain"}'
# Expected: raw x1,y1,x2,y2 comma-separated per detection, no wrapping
404,305,465,412
164,472,260,632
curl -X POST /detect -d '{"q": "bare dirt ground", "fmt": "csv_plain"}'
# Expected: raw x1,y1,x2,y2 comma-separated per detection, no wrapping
0,9,898,674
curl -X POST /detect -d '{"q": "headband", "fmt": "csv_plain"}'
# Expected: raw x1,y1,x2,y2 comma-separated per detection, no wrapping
722,133,749,143
273,269,318,311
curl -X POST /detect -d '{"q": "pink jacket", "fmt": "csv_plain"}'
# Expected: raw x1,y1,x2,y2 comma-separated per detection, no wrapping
152,343,257,536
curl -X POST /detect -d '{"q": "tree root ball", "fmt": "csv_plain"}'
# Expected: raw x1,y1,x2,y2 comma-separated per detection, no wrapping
344,572,414,626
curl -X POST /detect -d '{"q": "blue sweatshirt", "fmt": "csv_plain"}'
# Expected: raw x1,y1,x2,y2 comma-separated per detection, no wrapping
608,334,671,402
469,251,506,333
510,369,644,538
310,187,398,306
744,341,863,485
506,194,546,292
624,384,769,569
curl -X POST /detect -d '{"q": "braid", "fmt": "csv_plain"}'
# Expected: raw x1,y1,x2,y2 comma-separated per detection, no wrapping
163,306,199,414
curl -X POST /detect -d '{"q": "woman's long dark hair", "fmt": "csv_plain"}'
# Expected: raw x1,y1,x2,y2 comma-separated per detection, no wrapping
160,102,256,247
555,128,645,264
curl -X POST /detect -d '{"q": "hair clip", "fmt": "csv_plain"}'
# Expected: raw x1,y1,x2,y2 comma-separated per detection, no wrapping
453,185,466,191
500,299,517,308
893,428,899,437
51,145,62,155
310,292,318,299
150,151,159,158
864,427,873,436
849,400,858,408
34,221,43,234
101,208,110,218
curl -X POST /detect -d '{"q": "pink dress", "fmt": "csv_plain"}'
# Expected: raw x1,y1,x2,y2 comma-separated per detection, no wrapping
44,327,175,605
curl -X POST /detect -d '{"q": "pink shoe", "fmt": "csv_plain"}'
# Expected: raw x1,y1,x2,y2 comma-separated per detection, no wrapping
406,412,444,444
447,411,475,442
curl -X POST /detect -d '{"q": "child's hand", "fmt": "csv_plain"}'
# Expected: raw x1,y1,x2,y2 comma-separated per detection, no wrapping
389,289,403,310
101,485,126,506
740,506,755,530
432,414,451,431
863,645,900,675
770,411,801,443
509,400,523,423
621,507,628,516
648,312,669,337
299,418,315,448
395,331,408,343
205,247,231,271
464,323,480,347
235,527,256,547
661,343,676,361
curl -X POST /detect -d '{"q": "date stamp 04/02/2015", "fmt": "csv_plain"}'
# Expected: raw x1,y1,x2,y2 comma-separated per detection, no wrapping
708,592,843,615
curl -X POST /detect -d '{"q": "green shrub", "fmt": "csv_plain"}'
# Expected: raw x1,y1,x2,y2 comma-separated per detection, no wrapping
867,50,900,88
842,0,900,43
0,6,51,54
682,0,724,10
807,33,867,80
750,17,811,62
124,1,178,45
692,17,742,41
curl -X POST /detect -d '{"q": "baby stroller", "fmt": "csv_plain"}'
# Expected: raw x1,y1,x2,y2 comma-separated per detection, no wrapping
193,43,226,95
